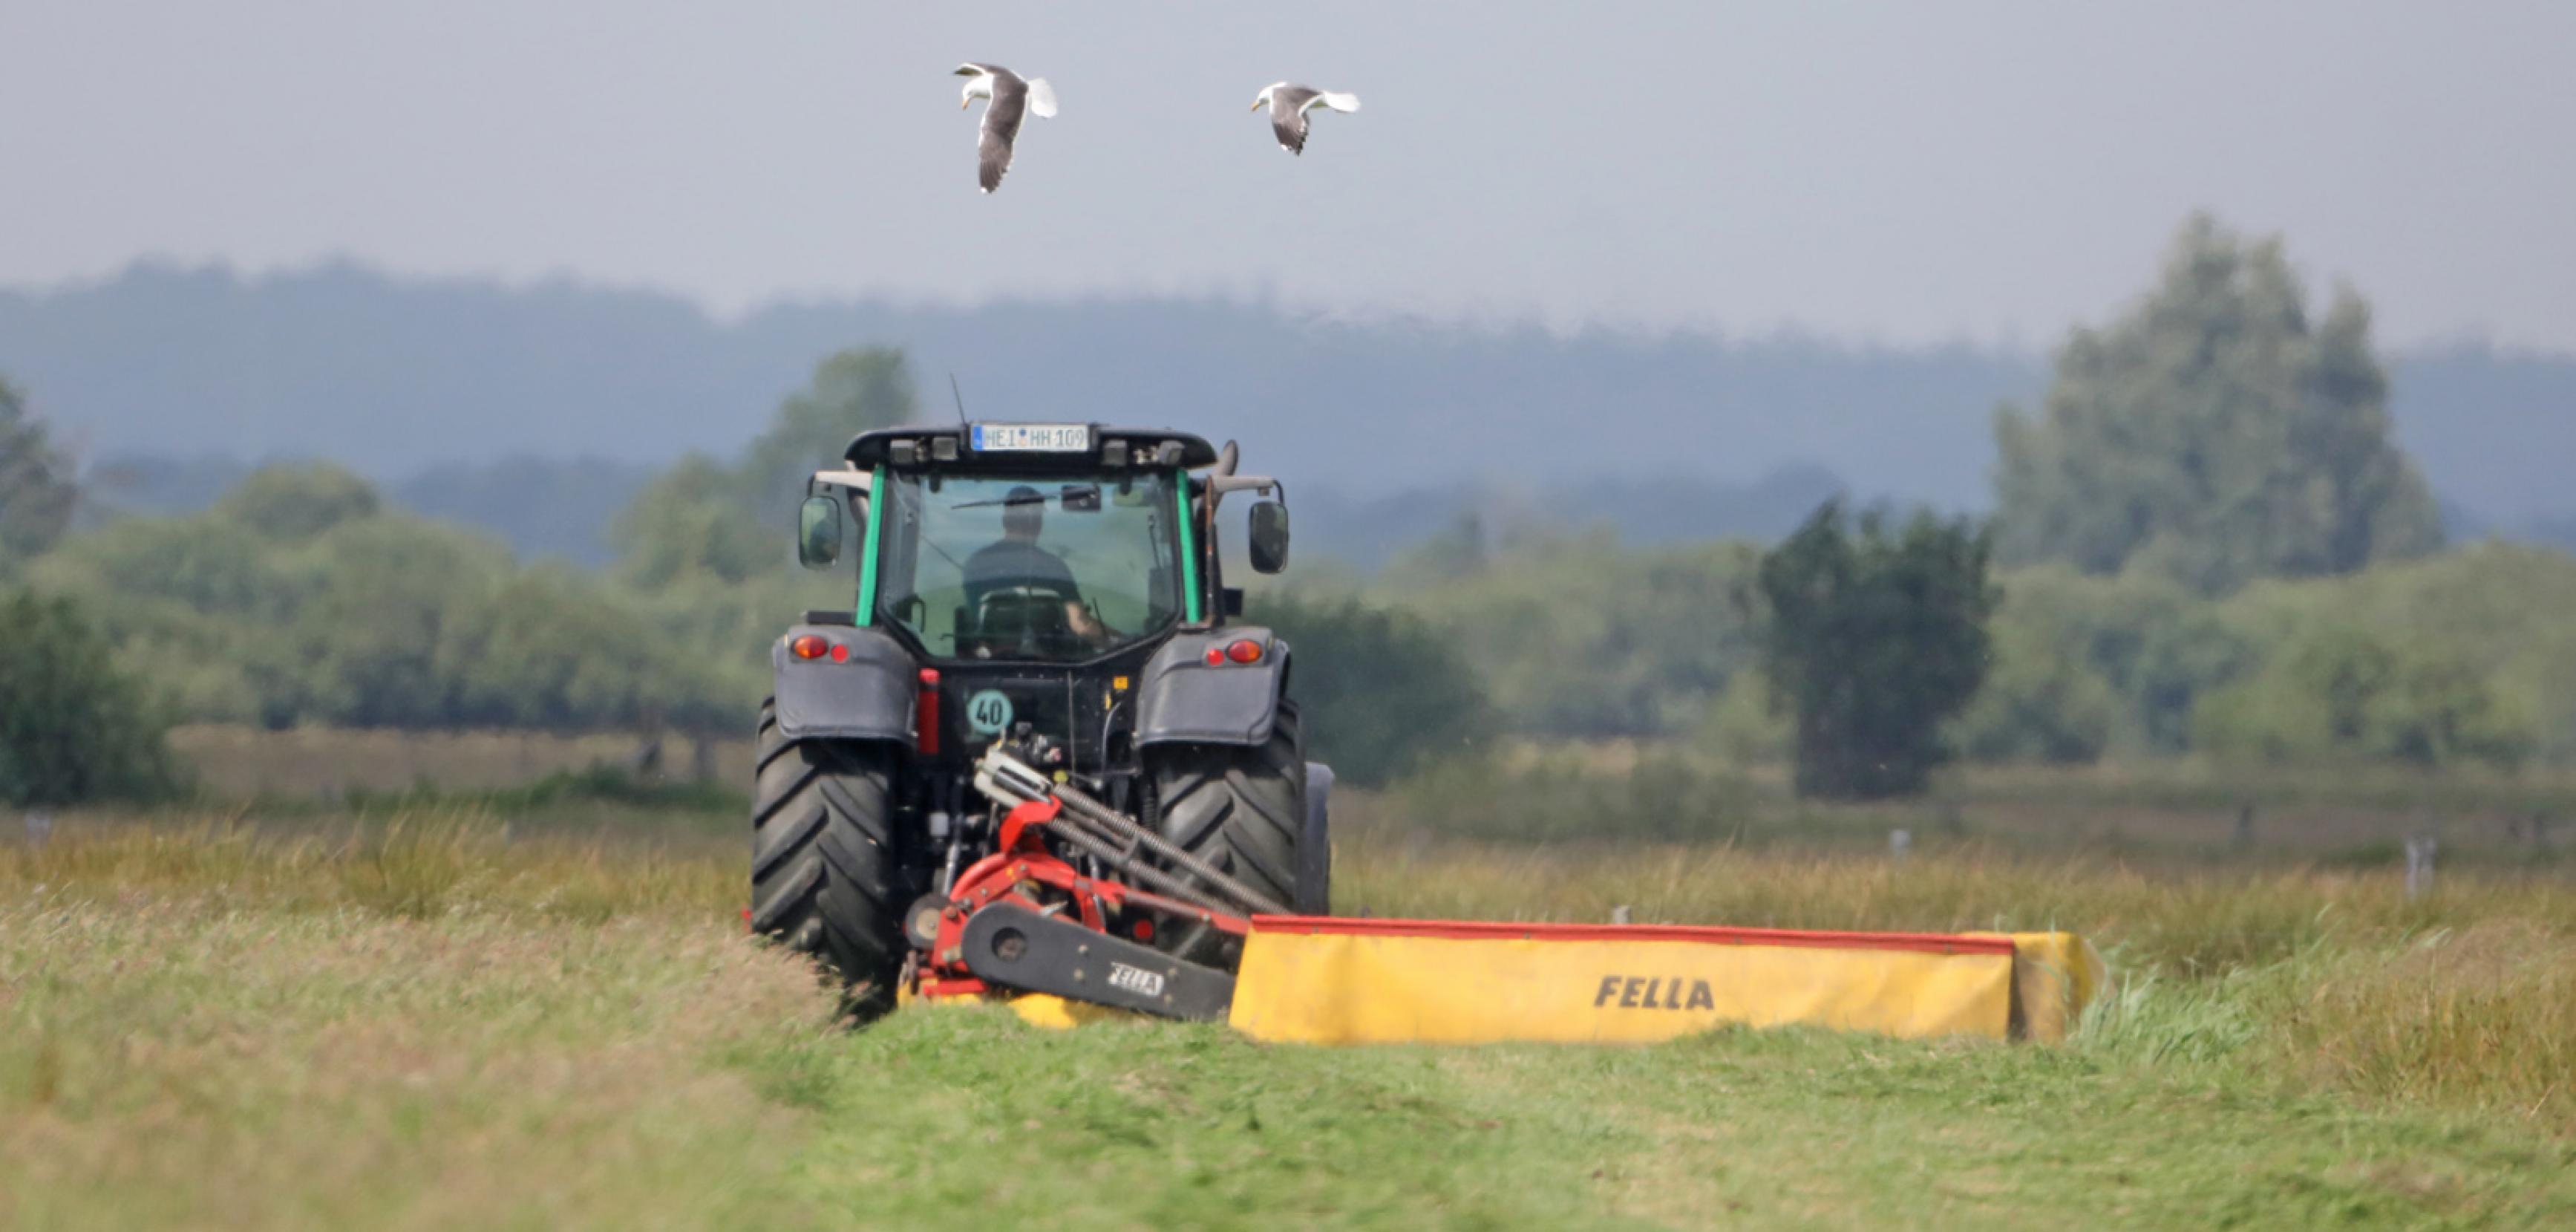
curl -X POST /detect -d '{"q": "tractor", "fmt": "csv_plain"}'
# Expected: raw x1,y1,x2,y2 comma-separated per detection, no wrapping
752,421,1329,1014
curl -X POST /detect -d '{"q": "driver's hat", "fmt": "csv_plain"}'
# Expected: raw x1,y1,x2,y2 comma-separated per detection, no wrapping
1004,485,1045,506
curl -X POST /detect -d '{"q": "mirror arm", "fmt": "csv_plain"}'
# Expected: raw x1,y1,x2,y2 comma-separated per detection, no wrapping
809,467,873,494
1206,473,1278,512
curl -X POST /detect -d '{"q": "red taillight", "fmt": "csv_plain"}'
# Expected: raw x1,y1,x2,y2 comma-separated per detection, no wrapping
789,634,829,660
828,643,849,663
1204,645,1226,666
1131,918,1155,942
1226,638,1265,664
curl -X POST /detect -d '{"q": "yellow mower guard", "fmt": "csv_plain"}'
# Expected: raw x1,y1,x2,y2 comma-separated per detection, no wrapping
1224,917,2103,1045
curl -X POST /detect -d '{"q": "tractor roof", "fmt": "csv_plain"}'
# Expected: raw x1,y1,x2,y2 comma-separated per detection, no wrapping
844,423,1220,471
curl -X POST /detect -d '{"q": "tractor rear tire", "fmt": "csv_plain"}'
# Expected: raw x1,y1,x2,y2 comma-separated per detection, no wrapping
1148,703,1309,964
1298,761,1334,916
750,698,909,1016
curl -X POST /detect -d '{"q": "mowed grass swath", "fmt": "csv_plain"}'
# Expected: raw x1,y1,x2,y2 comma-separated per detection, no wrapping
7,810,2576,1228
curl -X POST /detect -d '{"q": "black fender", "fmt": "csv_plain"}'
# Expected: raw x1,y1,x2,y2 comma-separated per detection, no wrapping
771,624,918,743
1132,627,1289,748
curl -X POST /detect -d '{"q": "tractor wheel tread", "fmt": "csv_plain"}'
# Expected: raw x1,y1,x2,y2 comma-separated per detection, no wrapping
751,853,823,930
746,734,909,1015
750,763,821,830
1160,793,1234,853
1220,767,1301,842
1148,701,1307,964
753,734,805,777
1220,819,1294,891
751,803,831,879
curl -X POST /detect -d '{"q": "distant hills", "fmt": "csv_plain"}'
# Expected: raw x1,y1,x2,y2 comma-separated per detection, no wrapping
8,261,2576,564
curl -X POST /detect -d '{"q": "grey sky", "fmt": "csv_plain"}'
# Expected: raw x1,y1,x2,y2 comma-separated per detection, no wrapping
5,1,2572,351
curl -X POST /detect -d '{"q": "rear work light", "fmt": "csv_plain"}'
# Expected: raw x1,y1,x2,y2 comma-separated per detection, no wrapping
789,633,830,660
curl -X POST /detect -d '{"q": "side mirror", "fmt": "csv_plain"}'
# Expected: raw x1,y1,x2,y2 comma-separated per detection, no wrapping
797,495,844,569
1247,501,1291,574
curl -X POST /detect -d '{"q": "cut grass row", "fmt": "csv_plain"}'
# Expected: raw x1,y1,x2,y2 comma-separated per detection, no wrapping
5,809,2575,1228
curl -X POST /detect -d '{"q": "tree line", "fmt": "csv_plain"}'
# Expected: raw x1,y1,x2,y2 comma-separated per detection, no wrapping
1,213,2557,804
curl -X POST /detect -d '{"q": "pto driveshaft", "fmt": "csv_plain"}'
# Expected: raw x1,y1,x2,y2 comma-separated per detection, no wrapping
973,747,1290,917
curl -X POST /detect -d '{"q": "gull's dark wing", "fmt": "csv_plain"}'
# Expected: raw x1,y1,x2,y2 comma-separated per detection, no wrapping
978,77,1029,192
1268,86,1320,154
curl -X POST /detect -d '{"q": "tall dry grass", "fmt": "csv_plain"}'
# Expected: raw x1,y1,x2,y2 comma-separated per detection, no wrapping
166,723,757,797
11,803,2575,1139
0,894,834,1229
1338,821,2576,977
1390,744,2576,863
1,808,739,924
2276,925,2576,1134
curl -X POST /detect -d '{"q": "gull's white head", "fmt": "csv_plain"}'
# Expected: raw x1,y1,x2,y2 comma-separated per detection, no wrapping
1250,82,1281,112
956,65,993,110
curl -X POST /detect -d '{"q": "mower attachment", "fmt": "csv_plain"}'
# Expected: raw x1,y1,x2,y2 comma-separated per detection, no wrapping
960,903,1238,1021
910,749,2105,1044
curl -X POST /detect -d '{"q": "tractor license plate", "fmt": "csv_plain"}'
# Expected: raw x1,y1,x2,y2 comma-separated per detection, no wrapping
972,423,1091,452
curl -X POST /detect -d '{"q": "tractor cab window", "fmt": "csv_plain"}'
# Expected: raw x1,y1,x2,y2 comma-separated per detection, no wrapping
875,471,1183,662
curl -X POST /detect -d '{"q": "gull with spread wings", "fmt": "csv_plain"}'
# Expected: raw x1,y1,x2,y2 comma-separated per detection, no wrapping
1250,82,1360,155
955,62,1057,192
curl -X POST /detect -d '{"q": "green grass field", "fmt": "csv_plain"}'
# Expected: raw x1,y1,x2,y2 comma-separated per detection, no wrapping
6,802,2575,1230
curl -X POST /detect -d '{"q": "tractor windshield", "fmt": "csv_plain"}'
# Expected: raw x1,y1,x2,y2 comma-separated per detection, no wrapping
872,471,1185,662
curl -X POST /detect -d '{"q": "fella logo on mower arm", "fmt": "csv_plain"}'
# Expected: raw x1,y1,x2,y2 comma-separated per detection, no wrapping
1593,974,1719,1011
1107,962,1165,997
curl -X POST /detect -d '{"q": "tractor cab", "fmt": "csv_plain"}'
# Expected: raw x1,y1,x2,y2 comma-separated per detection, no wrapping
797,423,1289,667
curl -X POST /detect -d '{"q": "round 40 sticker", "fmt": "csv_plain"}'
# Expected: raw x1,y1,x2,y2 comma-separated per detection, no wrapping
964,688,1014,736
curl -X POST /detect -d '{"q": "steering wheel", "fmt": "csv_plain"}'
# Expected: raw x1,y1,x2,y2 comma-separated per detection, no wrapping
972,584,1079,656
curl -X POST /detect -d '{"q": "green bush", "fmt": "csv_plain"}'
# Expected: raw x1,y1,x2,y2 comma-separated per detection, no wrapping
1951,547,2576,769
1251,590,1491,786
1383,749,1746,844
1382,531,1765,740
2192,622,2532,767
1699,668,1791,765
1956,567,2246,763
27,471,752,736
0,590,177,806
1759,502,1995,798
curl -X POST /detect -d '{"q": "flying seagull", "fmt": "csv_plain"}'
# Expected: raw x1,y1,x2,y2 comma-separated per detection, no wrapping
1251,82,1360,155
955,62,1056,192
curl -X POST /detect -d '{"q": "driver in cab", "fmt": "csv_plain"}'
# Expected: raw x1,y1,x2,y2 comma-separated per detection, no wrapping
963,485,1112,646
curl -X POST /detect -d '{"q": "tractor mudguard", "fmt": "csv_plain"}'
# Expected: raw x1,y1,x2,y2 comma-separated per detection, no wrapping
1131,628,1289,748
771,624,917,743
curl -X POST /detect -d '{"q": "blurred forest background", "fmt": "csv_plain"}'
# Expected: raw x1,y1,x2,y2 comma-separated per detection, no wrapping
7,215,2576,827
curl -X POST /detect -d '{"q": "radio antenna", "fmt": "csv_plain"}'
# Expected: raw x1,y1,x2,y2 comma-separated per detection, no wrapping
947,373,970,427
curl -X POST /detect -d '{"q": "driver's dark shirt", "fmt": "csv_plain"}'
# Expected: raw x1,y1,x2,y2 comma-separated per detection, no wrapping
961,539,1079,610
